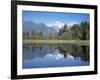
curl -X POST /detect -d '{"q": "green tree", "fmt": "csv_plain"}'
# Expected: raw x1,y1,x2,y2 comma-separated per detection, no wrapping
26,32,29,39
70,24,82,40
40,32,43,39
80,21,90,40
58,24,69,39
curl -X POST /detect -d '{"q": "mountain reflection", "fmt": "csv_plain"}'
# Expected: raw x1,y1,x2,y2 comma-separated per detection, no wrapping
23,43,89,62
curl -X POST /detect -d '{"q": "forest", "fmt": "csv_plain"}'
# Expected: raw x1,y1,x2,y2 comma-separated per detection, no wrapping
23,21,89,44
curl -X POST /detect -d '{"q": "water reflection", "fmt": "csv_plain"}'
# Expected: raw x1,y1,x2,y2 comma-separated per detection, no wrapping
23,43,89,69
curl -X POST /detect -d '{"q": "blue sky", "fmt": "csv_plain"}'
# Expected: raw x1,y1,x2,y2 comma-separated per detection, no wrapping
22,11,89,28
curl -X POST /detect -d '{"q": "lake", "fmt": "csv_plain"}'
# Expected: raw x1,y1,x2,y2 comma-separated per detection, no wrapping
23,43,89,69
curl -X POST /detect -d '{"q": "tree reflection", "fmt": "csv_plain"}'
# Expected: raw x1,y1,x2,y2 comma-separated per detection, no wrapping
23,43,89,62
58,44,89,62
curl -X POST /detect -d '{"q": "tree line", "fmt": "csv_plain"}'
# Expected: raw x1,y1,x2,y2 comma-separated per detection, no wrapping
23,21,89,40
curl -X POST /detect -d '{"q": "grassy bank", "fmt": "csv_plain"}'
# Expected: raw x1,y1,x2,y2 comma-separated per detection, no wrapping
23,39,89,45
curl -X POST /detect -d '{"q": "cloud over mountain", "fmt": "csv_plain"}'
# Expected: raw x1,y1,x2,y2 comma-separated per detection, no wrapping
68,21,78,26
47,21,64,29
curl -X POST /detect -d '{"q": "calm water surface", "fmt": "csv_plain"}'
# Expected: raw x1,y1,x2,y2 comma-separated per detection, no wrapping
23,43,89,69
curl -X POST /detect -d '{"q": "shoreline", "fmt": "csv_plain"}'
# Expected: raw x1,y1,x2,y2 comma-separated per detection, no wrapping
23,40,89,45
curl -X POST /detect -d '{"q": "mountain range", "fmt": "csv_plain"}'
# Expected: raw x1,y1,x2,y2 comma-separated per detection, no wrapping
23,21,59,36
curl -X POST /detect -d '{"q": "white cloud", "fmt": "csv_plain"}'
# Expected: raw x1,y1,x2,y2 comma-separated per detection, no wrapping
46,53,63,60
68,21,78,26
47,21,64,29
55,21,64,28
67,54,74,59
45,49,64,60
